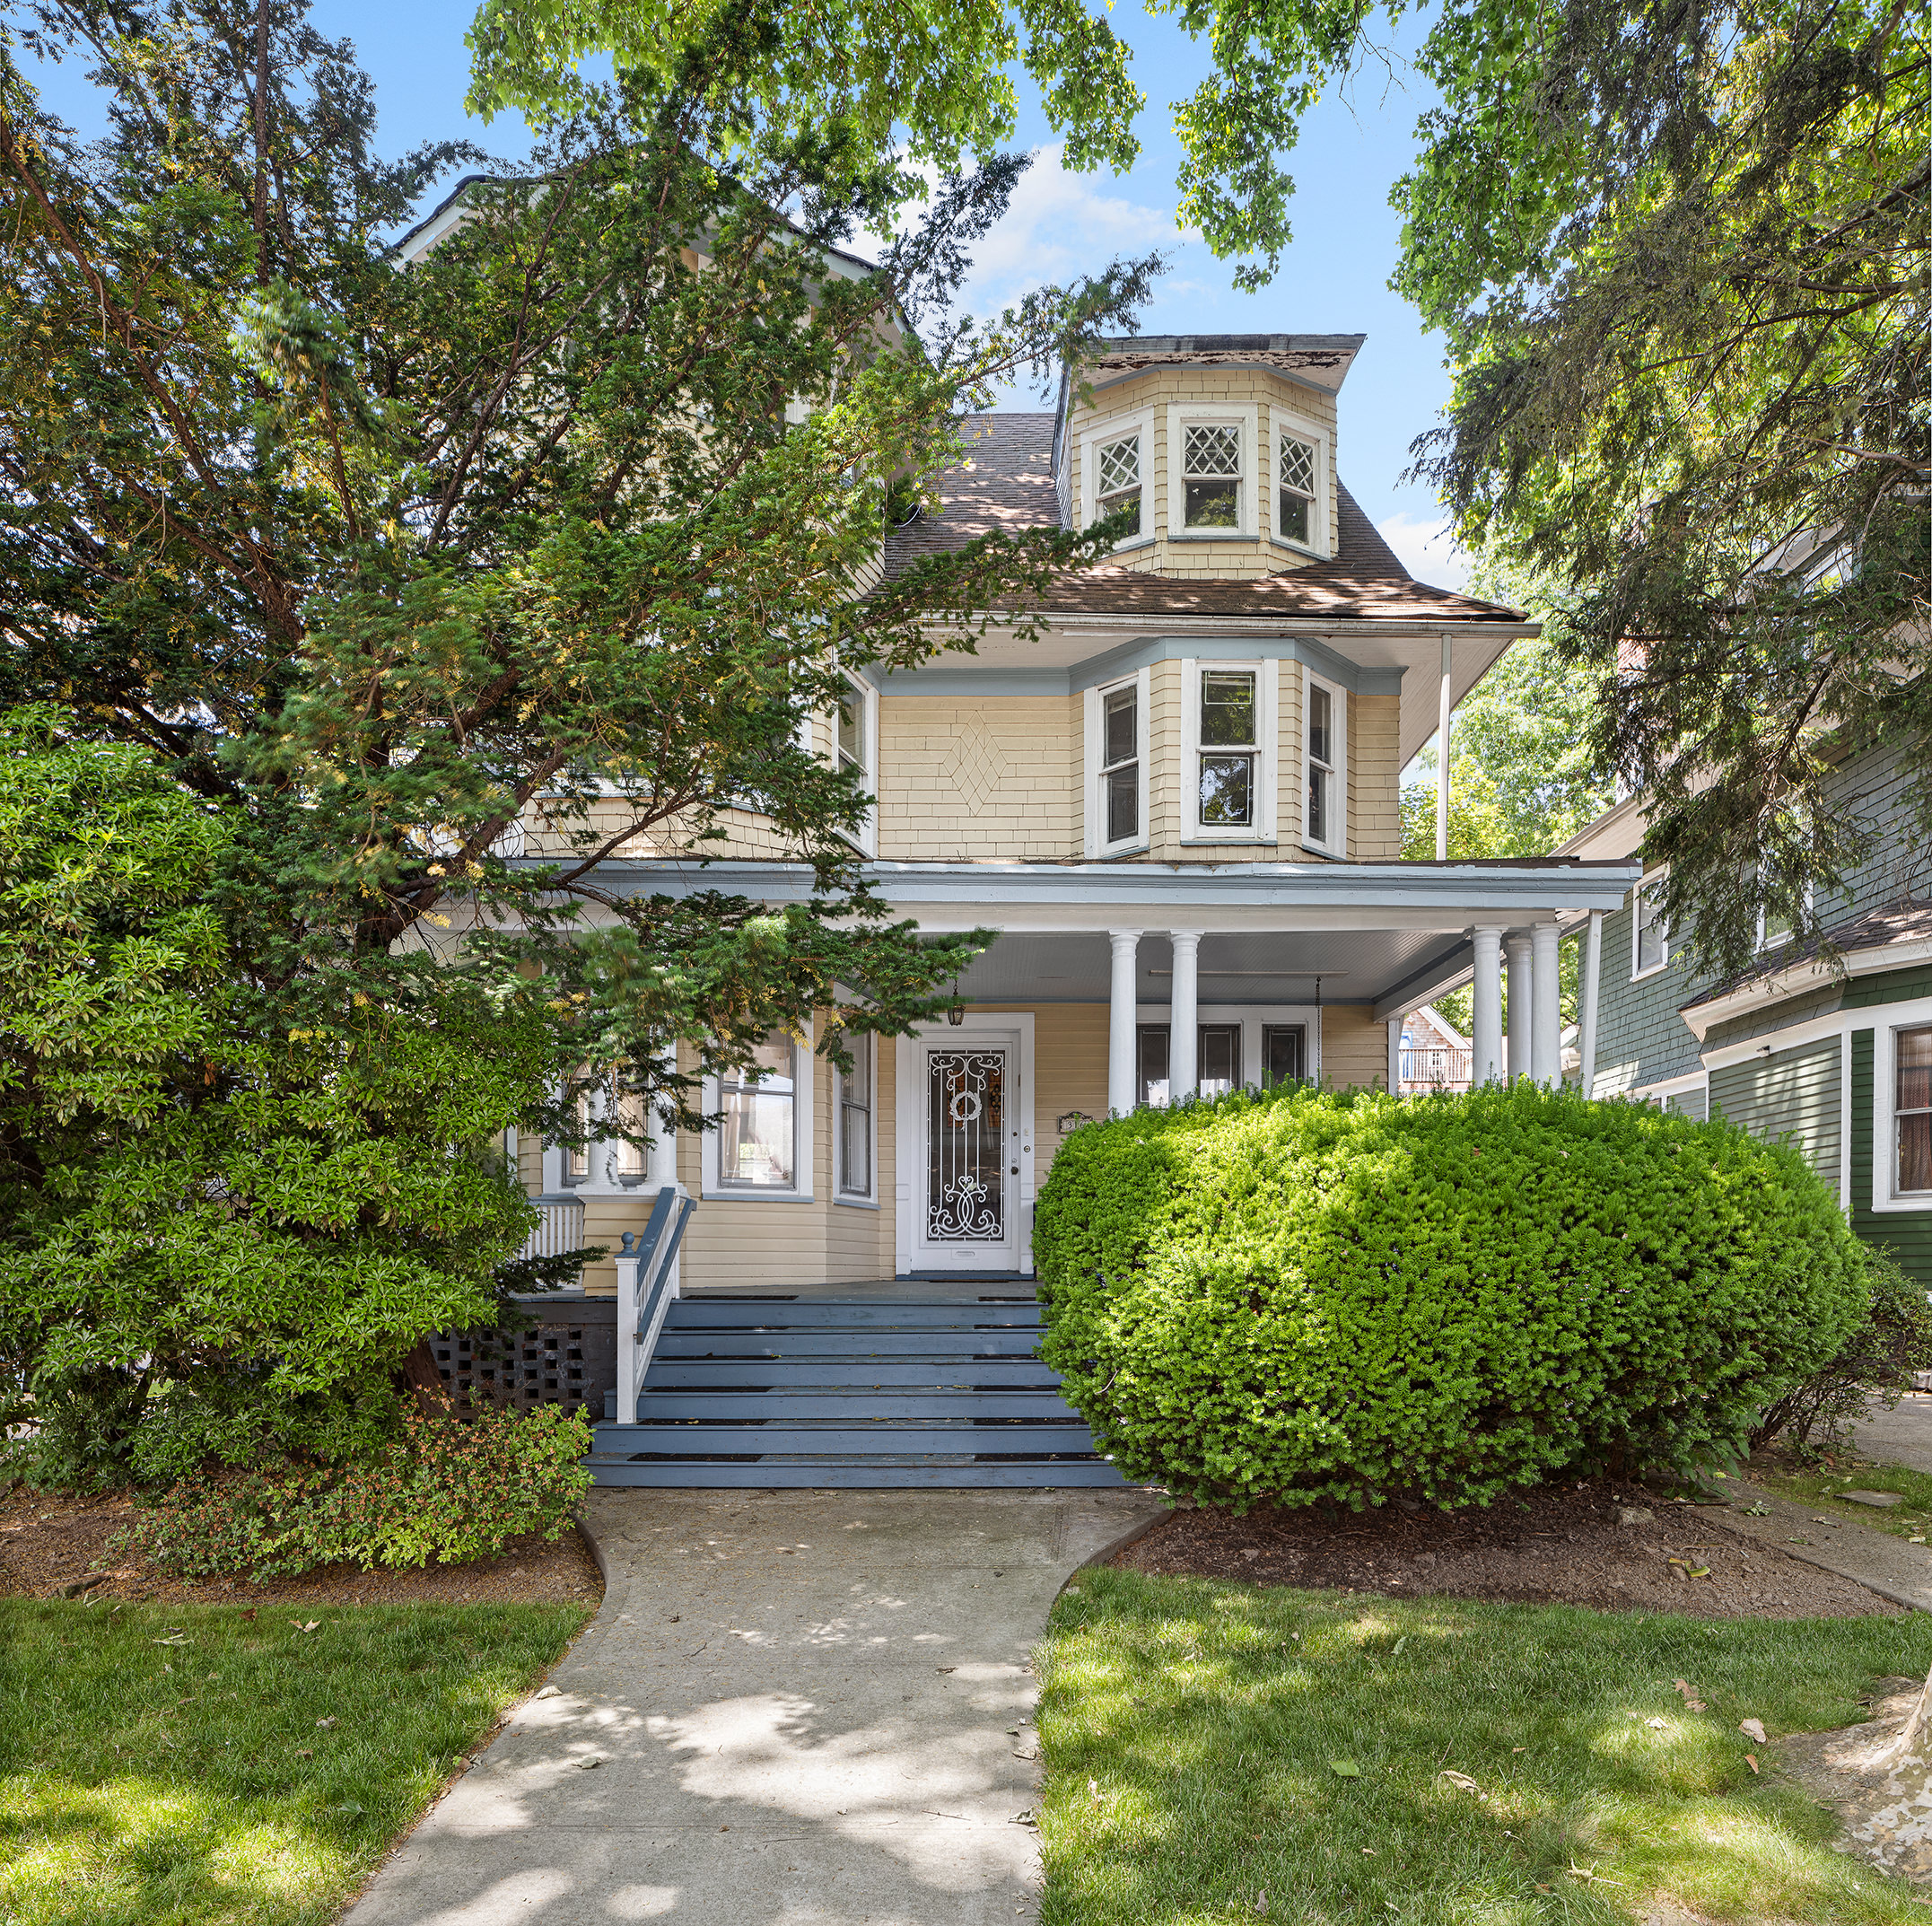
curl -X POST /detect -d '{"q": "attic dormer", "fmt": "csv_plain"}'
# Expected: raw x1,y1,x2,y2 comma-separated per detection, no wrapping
1053,334,1364,581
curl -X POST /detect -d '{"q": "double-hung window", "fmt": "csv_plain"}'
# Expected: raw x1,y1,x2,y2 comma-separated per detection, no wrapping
1277,431,1319,547
1896,1025,1931,1197
1185,661,1274,840
1088,670,1148,854
836,1033,875,1202
1301,670,1344,854
1096,433,1143,537
833,671,877,855
1182,424,1242,530
562,1079,645,1186
1632,878,1668,976
718,1031,800,1190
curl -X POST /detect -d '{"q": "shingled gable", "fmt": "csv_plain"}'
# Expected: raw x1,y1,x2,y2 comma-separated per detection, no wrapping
881,410,1522,622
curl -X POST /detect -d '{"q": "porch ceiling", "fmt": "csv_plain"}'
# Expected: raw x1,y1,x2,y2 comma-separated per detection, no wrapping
955,929,1455,1007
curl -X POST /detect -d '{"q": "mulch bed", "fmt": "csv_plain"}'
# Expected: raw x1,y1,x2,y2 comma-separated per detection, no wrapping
1114,1475,1900,1619
0,1484,604,1608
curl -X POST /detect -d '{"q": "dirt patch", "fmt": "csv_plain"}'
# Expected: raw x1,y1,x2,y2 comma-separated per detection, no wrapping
0,1484,604,1608
1113,1477,1899,1618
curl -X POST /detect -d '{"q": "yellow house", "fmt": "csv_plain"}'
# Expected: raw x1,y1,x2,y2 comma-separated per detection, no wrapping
528,334,1637,1313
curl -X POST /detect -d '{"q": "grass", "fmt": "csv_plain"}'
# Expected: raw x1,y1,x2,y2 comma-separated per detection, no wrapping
0,1596,590,1926
1752,1458,1932,1546
1037,1570,1932,1924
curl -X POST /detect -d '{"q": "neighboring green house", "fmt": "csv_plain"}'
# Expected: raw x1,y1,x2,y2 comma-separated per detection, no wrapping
1560,741,1932,1287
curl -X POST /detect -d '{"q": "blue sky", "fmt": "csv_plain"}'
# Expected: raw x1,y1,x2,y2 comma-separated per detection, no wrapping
24,0,1466,584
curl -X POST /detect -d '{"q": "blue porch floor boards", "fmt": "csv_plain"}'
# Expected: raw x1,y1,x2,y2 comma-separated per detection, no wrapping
588,1290,1132,1490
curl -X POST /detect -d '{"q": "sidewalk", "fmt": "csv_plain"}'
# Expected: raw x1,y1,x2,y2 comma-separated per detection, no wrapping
342,1485,1166,1926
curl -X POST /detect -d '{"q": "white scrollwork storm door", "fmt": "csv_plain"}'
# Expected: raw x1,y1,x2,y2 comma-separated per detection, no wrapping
925,1050,1008,1241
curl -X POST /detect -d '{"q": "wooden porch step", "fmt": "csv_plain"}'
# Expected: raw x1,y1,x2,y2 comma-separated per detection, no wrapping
595,1421,1096,1454
652,1328,1046,1358
643,1358,1062,1388
582,1457,1128,1488
634,1388,1075,1420
664,1300,1044,1329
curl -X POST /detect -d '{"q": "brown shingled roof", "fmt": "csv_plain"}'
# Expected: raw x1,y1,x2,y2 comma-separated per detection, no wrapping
882,410,1523,623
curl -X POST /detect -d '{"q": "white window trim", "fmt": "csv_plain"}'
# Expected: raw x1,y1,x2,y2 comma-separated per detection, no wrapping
831,670,879,857
1754,880,1815,952
1133,1002,1324,1093
1875,1005,1932,1213
1270,412,1331,557
1180,658,1278,844
700,1022,816,1203
1166,402,1260,540
834,1031,880,1209
1630,872,1671,980
1083,665,1152,857
1298,663,1347,857
1080,407,1156,551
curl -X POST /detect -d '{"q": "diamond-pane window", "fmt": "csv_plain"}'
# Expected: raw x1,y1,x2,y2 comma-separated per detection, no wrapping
1096,433,1142,536
1185,425,1241,477
1279,432,1317,547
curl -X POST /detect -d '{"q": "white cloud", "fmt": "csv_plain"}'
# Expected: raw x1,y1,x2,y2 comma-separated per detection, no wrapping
1377,511,1469,591
940,146,1185,322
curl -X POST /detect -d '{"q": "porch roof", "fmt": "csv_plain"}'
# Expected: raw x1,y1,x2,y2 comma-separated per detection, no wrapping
587,856,1640,1017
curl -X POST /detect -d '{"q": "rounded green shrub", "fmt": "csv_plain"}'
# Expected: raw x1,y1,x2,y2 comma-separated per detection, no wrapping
1033,1081,1869,1508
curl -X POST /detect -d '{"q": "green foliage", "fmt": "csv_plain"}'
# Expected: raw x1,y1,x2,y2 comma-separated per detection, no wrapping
1399,628,1613,863
118,1401,593,1581
0,713,547,1485
1751,1246,1932,1456
1034,1081,1869,1509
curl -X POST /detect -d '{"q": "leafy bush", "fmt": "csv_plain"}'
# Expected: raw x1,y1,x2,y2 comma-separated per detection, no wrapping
1751,1246,1932,1456
1034,1081,1869,1509
0,713,549,1487
118,1400,593,1581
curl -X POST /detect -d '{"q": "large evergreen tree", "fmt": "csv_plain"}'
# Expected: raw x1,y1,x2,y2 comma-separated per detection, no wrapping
0,0,1158,1476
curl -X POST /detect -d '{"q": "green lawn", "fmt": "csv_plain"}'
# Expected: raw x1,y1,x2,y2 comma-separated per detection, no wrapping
1037,1571,1932,1923
1752,1460,1932,1545
0,1598,590,1926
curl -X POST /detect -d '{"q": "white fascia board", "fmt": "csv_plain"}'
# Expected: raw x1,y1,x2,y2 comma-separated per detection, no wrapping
586,857,1640,932
1680,935,1932,1040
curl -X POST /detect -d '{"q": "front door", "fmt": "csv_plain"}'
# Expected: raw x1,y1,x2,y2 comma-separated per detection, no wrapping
913,1038,1021,1272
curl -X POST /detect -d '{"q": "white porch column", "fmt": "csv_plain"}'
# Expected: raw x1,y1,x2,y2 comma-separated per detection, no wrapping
1168,930,1202,1103
1578,909,1604,1095
1531,923,1560,1086
645,1042,679,1187
1107,930,1141,1114
1505,932,1533,1081
1436,631,1453,862
1472,926,1504,1085
1387,1017,1403,1094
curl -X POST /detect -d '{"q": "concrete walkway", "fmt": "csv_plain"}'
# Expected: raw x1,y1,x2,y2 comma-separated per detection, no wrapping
1849,1391,1932,1475
1711,1487,1932,1613
344,1486,1167,1926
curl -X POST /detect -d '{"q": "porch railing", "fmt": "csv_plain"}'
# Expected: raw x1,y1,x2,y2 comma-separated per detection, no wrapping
1401,1046,1473,1089
517,1192,587,1264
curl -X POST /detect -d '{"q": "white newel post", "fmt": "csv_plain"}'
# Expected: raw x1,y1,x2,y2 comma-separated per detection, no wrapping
1168,930,1202,1102
1505,932,1533,1081
1531,923,1561,1086
1578,909,1604,1095
1107,930,1141,1114
1472,926,1504,1085
614,1236,644,1427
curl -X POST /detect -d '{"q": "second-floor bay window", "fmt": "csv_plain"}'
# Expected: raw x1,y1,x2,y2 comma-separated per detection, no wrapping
1185,661,1276,841
1301,669,1346,854
1085,668,1150,855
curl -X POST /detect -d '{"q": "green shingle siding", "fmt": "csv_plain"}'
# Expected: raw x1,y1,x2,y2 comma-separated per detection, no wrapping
1587,897,1709,1095
1845,963,1932,1010
1709,1036,1841,1196
1850,1027,1932,1290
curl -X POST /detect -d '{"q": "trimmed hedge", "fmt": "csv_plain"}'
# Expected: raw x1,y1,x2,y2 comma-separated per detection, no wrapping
1033,1081,1868,1508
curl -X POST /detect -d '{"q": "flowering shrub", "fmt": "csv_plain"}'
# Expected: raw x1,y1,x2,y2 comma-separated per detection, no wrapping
121,1400,593,1580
